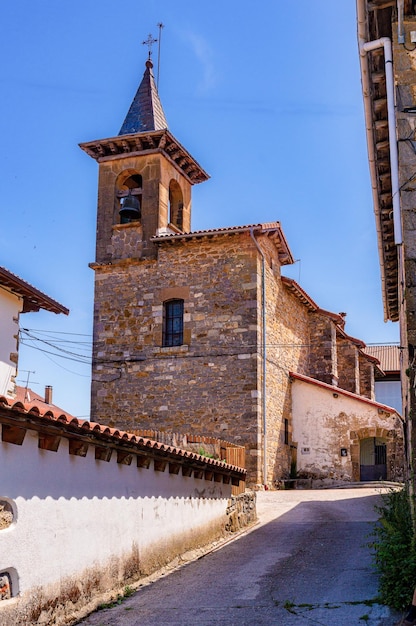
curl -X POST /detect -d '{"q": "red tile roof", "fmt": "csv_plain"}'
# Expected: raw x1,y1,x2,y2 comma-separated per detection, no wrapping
13,386,75,420
364,345,400,373
152,222,294,266
0,390,246,478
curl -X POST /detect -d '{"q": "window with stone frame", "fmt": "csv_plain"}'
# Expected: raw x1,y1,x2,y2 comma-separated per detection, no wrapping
162,299,184,347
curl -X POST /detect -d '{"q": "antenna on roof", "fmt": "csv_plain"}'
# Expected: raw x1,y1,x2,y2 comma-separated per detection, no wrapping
19,369,36,402
156,22,165,91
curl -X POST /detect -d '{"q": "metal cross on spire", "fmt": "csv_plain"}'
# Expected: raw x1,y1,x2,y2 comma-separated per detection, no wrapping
142,33,158,59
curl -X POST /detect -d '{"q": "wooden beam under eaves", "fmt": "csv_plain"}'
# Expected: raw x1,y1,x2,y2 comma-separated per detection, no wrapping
368,1,395,9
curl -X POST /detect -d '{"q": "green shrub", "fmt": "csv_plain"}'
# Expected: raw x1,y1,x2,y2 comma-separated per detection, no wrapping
369,487,416,610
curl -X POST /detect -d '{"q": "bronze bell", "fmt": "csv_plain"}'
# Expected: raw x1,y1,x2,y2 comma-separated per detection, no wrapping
119,192,141,221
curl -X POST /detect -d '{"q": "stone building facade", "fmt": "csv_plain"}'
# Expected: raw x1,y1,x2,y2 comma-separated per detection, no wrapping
356,1,416,483
81,56,402,486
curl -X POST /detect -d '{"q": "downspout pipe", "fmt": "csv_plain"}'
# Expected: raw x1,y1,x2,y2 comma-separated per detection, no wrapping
357,12,402,245
398,0,405,44
250,228,268,487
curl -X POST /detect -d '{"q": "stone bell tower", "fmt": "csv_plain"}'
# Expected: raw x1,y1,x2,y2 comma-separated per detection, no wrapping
80,57,209,264
80,56,209,424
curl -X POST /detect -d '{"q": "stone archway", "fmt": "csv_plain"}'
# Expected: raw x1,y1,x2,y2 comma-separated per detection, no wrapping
349,426,404,482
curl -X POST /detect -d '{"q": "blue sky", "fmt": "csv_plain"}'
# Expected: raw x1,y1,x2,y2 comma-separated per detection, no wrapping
0,1,399,418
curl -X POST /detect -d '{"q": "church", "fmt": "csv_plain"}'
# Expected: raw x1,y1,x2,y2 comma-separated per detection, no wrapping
80,55,403,487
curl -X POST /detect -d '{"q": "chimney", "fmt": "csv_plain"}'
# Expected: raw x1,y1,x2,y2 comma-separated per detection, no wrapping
45,385,53,405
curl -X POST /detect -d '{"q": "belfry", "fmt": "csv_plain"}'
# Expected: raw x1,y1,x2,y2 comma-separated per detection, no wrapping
80,57,208,263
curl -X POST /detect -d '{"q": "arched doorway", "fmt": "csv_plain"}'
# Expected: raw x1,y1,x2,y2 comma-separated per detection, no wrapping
360,437,387,481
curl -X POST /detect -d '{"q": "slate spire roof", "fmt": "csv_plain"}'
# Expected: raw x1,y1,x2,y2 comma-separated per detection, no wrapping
119,58,168,135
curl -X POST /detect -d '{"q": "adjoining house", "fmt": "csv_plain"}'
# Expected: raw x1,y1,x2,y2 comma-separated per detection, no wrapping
356,0,416,479
290,372,403,484
81,56,404,487
0,266,68,400
365,344,402,414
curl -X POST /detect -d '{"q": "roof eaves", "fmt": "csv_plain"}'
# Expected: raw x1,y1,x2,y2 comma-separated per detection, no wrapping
0,266,69,315
0,400,246,479
281,276,318,311
357,0,399,321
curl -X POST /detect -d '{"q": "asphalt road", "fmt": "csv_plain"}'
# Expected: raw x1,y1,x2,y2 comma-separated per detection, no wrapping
78,487,403,626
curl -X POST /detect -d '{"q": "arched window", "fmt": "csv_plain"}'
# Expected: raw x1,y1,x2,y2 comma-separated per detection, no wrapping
163,299,184,347
169,180,184,231
116,173,142,224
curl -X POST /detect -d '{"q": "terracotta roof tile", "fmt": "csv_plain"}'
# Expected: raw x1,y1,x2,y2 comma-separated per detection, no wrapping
152,222,294,265
364,344,401,373
0,390,246,478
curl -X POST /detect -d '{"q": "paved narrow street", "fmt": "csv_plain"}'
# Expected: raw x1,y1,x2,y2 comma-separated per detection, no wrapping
79,488,402,626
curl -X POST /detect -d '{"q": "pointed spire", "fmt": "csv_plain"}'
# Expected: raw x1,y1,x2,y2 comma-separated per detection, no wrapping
119,59,168,135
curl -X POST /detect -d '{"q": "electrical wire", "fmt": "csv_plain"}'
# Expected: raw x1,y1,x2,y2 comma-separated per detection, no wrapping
19,329,401,374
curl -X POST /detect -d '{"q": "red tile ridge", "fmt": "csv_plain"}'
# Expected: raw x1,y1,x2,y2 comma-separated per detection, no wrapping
151,222,282,241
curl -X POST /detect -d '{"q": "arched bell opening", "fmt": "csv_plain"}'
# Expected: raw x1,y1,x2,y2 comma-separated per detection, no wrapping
169,180,184,231
116,172,143,224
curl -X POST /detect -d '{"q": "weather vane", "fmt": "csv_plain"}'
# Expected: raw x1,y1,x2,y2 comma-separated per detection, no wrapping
142,33,158,59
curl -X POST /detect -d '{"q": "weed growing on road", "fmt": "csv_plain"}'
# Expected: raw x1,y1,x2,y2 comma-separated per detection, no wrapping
283,600,296,613
369,486,416,610
359,614,369,622
98,586,135,611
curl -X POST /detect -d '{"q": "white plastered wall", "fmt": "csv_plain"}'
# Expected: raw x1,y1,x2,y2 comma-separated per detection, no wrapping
291,378,401,481
0,430,232,598
0,289,21,398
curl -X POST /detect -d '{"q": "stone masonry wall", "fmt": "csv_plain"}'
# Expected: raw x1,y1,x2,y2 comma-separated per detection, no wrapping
95,153,192,263
91,226,371,485
394,19,416,468
91,232,262,481
253,236,311,485
308,313,337,386
337,337,359,395
359,353,375,400
91,231,315,485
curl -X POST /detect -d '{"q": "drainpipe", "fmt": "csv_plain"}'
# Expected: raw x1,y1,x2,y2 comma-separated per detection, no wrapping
398,0,405,44
358,32,402,245
250,228,267,487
